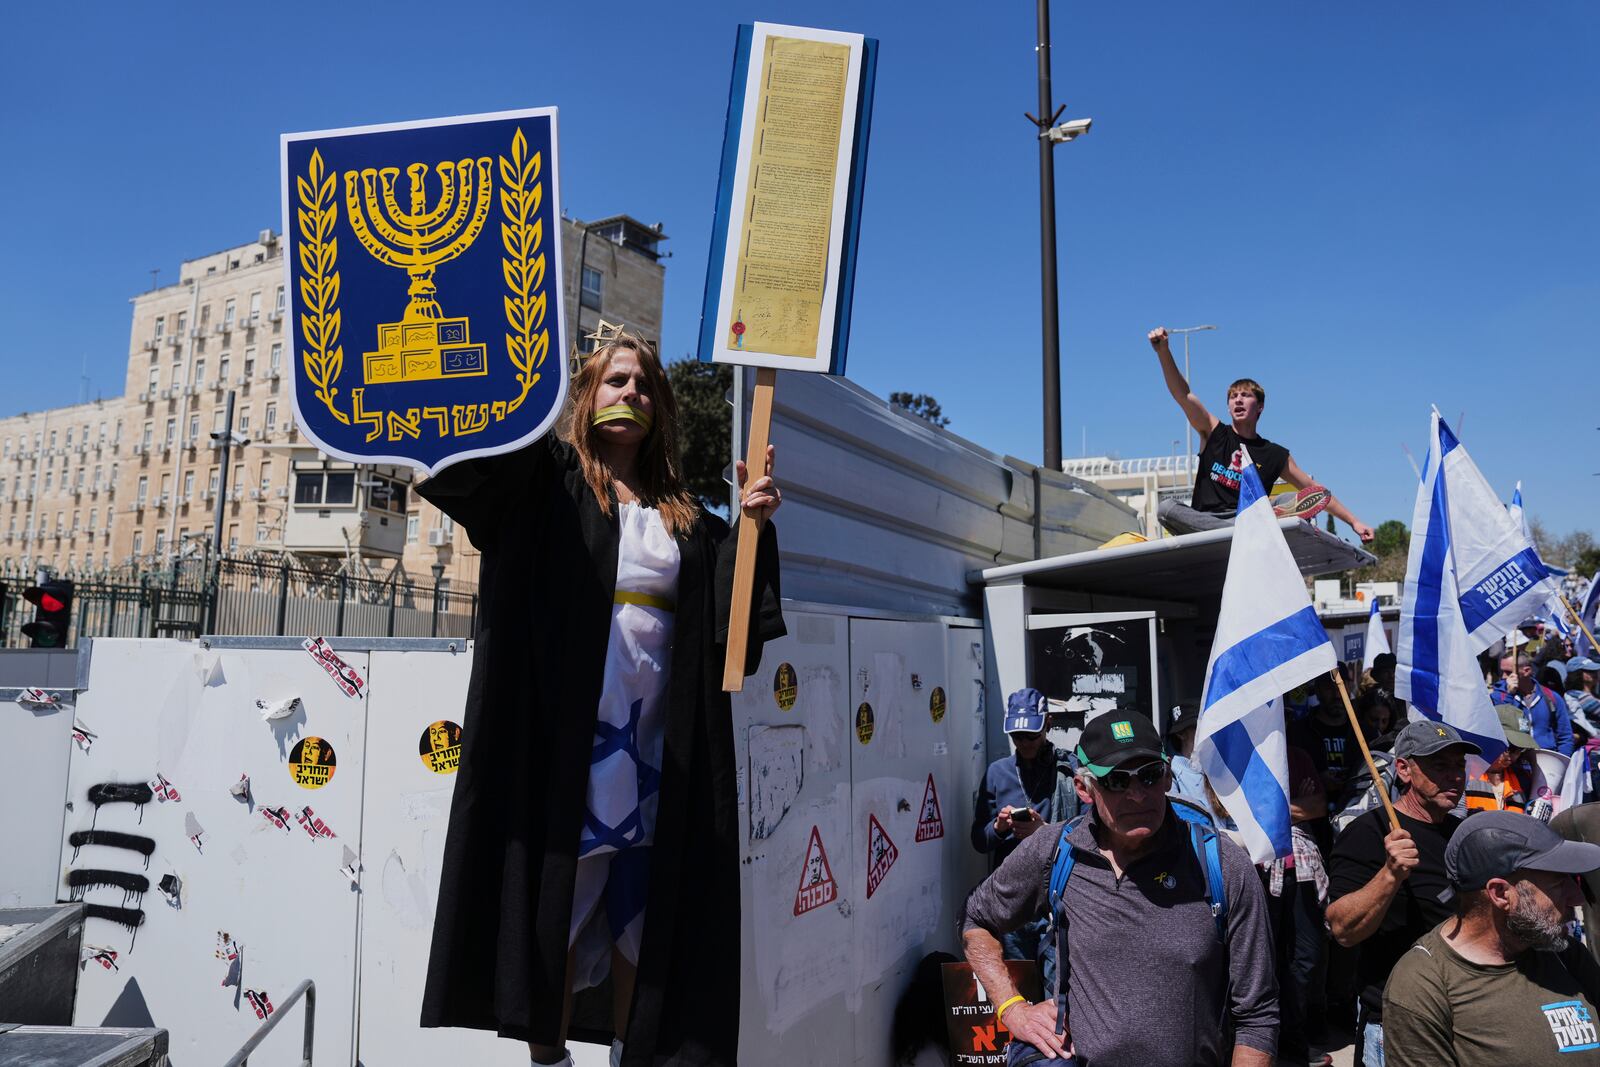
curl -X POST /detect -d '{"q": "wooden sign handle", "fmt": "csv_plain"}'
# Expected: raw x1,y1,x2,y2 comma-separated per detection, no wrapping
1333,669,1401,832
1561,594,1600,658
722,367,777,692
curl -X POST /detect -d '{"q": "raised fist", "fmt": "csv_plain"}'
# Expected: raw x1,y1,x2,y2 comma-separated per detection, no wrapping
1148,327,1170,352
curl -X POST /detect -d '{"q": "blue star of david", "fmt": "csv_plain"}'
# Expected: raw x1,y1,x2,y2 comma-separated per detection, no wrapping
580,698,661,854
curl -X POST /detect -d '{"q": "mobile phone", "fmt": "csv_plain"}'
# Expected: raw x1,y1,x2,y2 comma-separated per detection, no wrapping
1011,809,1034,823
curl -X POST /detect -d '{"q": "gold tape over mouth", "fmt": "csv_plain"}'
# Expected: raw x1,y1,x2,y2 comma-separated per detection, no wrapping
591,404,653,433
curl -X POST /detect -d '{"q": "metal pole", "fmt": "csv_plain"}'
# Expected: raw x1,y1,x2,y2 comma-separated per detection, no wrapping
1036,0,1063,471
212,391,236,559
335,572,346,636
1183,331,1192,466
275,561,290,636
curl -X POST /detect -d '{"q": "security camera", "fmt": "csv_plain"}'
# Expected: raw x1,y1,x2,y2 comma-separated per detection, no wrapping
1043,117,1093,144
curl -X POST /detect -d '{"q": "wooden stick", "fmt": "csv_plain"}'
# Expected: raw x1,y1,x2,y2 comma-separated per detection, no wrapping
1561,593,1599,657
721,367,777,693
1332,668,1401,832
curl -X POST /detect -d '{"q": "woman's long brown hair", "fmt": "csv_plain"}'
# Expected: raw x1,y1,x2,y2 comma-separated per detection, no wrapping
557,331,700,536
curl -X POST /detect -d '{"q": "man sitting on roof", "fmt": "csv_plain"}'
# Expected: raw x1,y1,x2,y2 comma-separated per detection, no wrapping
1148,327,1374,542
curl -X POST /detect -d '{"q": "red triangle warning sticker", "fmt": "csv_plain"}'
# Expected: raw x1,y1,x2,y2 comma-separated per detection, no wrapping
916,774,945,842
794,826,838,916
866,813,899,898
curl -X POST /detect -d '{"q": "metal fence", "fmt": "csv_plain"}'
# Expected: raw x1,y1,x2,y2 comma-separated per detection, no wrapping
0,556,477,648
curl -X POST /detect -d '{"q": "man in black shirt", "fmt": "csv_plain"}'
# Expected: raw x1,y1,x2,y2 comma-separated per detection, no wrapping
1325,720,1479,1066
1148,326,1374,542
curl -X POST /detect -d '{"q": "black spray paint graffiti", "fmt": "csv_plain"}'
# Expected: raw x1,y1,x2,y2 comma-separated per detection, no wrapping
83,903,145,949
87,782,154,828
69,829,155,869
67,869,148,908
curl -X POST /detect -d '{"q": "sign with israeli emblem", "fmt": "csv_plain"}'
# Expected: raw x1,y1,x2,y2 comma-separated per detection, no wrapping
280,108,565,474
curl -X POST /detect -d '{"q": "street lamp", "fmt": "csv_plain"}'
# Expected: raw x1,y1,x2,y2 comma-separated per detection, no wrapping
1027,0,1093,471
1166,324,1217,475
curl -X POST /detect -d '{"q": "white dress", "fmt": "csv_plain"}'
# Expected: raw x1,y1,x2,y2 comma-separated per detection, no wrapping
569,502,679,985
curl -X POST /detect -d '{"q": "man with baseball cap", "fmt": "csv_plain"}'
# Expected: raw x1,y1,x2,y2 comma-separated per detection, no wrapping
961,712,1278,1065
1326,720,1479,1066
970,688,1081,989
1383,811,1600,1065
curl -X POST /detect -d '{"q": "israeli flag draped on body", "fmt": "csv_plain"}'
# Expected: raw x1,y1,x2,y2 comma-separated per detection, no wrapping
1362,594,1390,671
1395,411,1510,762
1197,449,1337,864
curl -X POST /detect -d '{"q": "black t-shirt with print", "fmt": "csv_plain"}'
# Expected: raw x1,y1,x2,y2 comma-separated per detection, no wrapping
1190,424,1291,514
1328,807,1463,1021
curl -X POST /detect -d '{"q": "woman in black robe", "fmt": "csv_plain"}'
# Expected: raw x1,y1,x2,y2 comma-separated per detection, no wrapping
417,330,784,1066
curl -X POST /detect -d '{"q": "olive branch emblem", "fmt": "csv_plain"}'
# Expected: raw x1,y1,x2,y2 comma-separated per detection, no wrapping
295,149,348,424
498,128,548,415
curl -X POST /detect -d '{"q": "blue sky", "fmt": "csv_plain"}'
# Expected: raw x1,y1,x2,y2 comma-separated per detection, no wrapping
3,2,1596,537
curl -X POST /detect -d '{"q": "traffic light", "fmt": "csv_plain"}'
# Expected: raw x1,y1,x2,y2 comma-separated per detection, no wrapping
21,579,74,648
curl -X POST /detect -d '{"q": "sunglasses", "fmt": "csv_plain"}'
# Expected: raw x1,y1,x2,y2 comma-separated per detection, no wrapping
1098,760,1168,793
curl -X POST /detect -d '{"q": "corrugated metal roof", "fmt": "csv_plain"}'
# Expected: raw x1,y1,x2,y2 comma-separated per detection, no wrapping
738,372,1140,616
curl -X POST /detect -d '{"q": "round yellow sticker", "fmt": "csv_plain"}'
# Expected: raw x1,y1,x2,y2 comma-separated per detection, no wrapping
289,736,336,789
855,702,875,745
930,686,947,724
419,720,463,774
774,663,798,712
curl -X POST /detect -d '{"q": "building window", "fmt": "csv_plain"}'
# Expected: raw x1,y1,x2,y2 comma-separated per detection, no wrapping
243,348,255,378
228,525,239,553
114,420,123,444
160,473,172,501
224,298,236,328
87,509,96,533
193,359,205,385
44,471,52,493
406,515,420,543
269,343,282,372
146,366,160,392
581,267,604,310
49,430,57,450
294,472,324,505
133,531,144,555
208,469,220,498
188,415,199,445
74,469,83,492
141,423,153,449
153,316,165,339
200,303,211,327
137,476,148,506
238,408,250,434
65,428,74,447
258,462,270,493
164,419,176,447
219,354,232,382
249,291,262,321
154,529,167,554
176,311,187,336
265,404,277,432
325,471,355,504
368,475,407,513
182,471,195,499
275,285,285,312
93,465,102,489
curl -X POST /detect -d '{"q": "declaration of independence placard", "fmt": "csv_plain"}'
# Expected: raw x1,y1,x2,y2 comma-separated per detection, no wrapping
699,23,878,375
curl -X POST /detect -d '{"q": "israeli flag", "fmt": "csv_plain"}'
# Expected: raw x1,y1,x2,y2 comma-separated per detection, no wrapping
1508,482,1570,637
1197,450,1337,863
1577,577,1600,660
1395,411,1509,762
1428,426,1561,652
1362,595,1391,671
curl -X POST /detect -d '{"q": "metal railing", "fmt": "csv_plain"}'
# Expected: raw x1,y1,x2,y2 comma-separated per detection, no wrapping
0,555,478,647
223,978,315,1066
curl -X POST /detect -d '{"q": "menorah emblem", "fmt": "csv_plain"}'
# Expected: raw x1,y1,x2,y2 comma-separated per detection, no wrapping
346,159,495,385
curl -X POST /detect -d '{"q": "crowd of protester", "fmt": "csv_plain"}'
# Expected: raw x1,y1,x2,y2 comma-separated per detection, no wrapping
960,613,1600,1067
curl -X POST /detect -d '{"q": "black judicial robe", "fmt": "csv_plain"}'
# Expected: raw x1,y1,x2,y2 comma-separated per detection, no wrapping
417,436,784,1065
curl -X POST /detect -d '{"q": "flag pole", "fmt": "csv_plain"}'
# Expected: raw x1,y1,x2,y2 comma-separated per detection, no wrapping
1561,593,1599,655
1331,668,1401,832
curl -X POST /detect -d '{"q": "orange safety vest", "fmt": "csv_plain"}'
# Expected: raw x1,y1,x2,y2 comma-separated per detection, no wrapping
1465,768,1527,813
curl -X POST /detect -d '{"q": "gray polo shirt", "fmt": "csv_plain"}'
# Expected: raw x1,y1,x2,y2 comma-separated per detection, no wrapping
960,803,1278,1065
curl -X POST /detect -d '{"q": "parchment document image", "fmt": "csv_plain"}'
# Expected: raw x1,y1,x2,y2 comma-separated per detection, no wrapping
732,35,851,358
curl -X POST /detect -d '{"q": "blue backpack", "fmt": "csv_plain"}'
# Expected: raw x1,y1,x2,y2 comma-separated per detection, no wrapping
1045,796,1229,942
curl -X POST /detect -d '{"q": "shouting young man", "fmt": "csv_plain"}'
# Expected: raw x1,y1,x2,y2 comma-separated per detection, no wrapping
1149,326,1374,542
